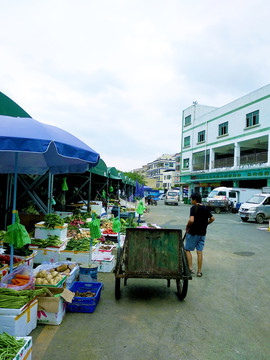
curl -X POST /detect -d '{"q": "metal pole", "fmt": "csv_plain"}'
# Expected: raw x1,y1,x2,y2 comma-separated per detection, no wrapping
10,153,18,272
88,172,92,213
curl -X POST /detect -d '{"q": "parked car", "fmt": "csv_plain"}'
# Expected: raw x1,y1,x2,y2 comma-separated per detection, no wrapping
239,193,270,224
164,191,179,206
158,193,166,200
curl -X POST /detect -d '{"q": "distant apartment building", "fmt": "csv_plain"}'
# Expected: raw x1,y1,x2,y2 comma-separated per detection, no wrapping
146,154,176,189
174,152,181,185
180,85,270,198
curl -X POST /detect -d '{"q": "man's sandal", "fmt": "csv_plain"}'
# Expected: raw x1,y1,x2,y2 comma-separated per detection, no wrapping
190,269,195,274
197,272,203,277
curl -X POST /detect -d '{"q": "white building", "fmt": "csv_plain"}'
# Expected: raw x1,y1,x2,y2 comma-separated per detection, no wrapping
162,169,176,189
180,85,270,197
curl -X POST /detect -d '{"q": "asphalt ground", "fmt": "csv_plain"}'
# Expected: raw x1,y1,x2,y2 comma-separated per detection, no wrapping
31,203,270,360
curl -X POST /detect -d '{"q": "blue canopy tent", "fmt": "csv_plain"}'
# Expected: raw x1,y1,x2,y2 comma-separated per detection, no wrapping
0,114,100,269
135,179,140,197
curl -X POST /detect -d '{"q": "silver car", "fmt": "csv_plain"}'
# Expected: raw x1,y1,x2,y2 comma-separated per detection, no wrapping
239,193,270,224
164,191,179,206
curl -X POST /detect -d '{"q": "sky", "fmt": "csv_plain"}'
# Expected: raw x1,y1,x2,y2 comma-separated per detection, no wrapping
1,0,270,172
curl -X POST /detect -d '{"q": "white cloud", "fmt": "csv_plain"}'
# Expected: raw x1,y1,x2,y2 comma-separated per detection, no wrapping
1,0,270,170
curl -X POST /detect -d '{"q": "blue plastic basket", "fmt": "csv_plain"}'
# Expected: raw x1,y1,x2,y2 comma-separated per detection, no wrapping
67,282,103,313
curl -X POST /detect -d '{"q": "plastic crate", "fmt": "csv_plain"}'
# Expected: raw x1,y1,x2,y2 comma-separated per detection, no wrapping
67,282,102,313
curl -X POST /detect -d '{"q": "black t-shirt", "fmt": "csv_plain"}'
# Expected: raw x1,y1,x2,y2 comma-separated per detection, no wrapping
189,204,213,236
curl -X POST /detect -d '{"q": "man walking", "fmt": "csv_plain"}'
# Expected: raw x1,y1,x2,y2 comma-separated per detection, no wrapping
185,192,215,277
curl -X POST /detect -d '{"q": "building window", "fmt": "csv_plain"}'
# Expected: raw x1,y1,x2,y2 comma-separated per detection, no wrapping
184,136,190,147
218,121,228,136
246,110,259,127
198,130,205,143
184,115,191,126
183,158,189,169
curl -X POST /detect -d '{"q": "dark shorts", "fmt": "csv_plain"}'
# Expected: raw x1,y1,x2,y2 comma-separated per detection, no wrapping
185,234,205,251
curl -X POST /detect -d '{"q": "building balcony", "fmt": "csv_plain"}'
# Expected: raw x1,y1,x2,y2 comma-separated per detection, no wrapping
213,157,234,169
240,151,267,165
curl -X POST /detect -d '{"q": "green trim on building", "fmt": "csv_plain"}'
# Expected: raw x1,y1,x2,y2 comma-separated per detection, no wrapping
180,167,270,185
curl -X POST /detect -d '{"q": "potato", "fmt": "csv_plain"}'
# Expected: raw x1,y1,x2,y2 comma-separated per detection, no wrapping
35,278,42,285
56,264,68,272
47,274,53,282
40,270,48,278
51,271,59,277
68,264,76,270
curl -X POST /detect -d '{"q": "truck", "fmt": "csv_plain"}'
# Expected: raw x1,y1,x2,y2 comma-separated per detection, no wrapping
239,187,270,224
206,186,261,214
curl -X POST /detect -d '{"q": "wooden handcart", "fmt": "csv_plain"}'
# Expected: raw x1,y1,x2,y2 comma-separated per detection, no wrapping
115,228,192,300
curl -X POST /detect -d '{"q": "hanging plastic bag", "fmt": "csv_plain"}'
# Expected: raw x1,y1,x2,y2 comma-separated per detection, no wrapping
136,200,145,215
0,265,34,290
62,177,68,191
4,213,31,248
89,214,101,239
109,185,113,193
102,190,106,199
112,217,121,233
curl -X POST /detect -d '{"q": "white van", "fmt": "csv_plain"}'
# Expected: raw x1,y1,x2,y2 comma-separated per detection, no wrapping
206,187,261,212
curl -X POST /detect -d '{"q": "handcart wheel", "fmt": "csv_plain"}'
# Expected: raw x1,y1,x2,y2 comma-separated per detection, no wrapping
115,277,121,300
176,278,188,300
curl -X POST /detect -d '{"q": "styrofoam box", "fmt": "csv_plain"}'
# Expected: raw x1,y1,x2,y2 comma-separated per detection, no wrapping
90,201,102,216
21,250,38,268
0,299,38,336
29,241,67,264
0,265,8,281
92,255,115,273
54,211,73,219
13,337,32,360
59,246,97,264
34,222,68,241
97,245,114,259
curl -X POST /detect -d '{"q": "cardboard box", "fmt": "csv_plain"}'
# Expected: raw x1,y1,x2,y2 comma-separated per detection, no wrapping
37,287,74,325
34,221,68,241
0,299,38,336
13,336,32,360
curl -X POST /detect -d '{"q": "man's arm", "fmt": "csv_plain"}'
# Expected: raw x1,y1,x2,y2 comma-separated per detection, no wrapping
186,215,194,233
208,215,215,225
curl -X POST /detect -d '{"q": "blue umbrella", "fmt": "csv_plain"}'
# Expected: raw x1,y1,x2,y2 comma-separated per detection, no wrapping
135,179,140,197
140,183,144,198
0,115,100,270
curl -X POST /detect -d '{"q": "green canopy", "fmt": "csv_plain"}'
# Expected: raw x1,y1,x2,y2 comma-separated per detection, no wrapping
118,172,128,184
0,92,31,118
90,158,108,177
108,167,121,180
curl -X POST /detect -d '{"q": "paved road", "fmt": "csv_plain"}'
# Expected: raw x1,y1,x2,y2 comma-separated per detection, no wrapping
32,203,270,360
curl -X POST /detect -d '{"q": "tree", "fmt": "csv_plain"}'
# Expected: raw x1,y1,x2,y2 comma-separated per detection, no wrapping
122,171,145,184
